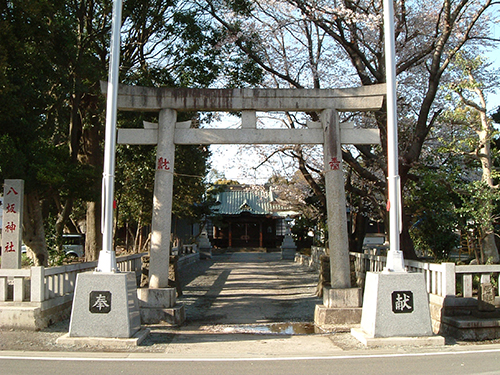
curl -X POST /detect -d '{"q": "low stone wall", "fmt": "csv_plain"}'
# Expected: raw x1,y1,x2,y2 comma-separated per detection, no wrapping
294,246,326,271
0,251,201,330
178,252,200,268
294,254,312,267
302,249,500,340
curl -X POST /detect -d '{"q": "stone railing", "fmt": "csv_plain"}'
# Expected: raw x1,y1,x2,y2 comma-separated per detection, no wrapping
295,246,327,270
296,248,500,306
350,251,500,306
0,252,145,303
1,251,202,329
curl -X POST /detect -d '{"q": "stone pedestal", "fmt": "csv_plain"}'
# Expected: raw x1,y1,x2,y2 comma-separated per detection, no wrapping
67,272,141,338
314,287,362,326
198,230,212,259
281,234,297,260
137,287,185,325
353,271,434,339
478,283,496,312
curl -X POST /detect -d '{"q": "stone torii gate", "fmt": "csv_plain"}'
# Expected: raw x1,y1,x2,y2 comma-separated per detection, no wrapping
108,83,386,322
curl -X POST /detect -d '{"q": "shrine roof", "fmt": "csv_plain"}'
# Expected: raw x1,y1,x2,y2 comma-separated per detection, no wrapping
212,186,294,217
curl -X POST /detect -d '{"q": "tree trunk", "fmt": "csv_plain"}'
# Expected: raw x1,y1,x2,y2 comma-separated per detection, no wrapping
481,230,499,264
400,216,419,260
85,200,101,261
477,110,499,263
134,216,142,253
22,192,48,266
54,195,74,252
349,209,367,253
78,100,103,261
54,198,74,232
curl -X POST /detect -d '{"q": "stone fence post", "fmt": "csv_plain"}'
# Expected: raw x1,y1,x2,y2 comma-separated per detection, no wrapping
441,262,456,297
30,266,45,302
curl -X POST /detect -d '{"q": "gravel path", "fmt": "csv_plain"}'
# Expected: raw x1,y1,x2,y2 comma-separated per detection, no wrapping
178,251,322,327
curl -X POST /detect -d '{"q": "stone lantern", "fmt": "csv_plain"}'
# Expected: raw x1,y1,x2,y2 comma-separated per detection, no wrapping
281,216,297,260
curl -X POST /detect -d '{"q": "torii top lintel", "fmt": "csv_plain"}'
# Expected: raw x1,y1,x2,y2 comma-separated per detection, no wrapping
102,82,386,112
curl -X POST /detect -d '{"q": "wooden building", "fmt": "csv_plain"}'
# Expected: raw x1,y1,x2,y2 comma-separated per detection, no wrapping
207,185,295,249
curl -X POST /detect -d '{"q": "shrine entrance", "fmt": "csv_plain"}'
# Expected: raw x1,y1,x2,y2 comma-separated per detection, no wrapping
231,217,261,248
213,218,278,249
109,83,386,310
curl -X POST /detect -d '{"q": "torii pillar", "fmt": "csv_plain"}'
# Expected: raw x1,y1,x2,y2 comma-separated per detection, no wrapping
149,109,176,289
136,109,185,325
323,109,350,288
314,108,364,327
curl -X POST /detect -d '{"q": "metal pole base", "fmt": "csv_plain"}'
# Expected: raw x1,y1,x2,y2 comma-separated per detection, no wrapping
96,249,118,273
384,250,406,273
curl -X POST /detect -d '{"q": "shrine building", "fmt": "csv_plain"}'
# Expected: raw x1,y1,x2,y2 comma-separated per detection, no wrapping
207,185,296,249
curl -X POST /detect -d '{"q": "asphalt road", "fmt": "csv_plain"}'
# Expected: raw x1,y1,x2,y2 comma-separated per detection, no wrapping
1,348,500,375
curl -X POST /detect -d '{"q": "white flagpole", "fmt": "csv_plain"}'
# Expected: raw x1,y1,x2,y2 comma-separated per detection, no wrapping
383,0,405,272
96,0,123,272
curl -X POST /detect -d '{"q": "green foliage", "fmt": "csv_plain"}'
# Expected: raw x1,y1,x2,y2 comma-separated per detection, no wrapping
438,54,500,263
226,0,254,16
111,1,264,243
439,107,483,152
290,216,315,248
407,171,460,260
43,213,68,266
0,1,63,185
213,179,241,185
455,180,500,238
222,56,264,88
0,134,27,180
172,144,212,222
0,0,266,257
114,128,213,236
115,144,156,228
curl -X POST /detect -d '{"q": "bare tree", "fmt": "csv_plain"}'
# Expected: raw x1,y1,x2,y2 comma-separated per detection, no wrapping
201,0,499,258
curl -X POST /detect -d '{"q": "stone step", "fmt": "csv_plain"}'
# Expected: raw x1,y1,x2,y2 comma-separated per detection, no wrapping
442,316,500,329
441,315,500,340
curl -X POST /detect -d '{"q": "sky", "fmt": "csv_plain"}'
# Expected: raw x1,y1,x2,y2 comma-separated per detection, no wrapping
486,22,500,107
